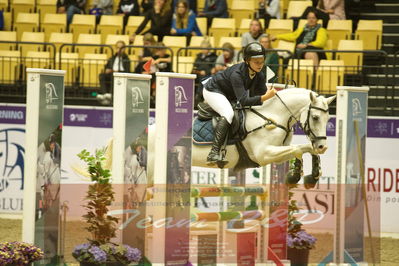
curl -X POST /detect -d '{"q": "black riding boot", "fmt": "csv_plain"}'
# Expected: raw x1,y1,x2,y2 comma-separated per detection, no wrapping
207,117,230,166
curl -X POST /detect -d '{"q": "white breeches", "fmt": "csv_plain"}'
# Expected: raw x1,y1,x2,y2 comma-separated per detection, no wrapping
203,88,234,124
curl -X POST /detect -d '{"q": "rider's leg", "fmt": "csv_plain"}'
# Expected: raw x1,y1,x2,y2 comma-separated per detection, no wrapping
202,88,234,164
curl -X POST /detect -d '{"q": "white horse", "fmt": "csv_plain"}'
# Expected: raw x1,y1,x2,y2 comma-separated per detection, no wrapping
148,88,335,172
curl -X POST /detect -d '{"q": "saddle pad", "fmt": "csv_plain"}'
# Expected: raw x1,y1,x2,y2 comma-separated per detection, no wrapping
192,118,213,145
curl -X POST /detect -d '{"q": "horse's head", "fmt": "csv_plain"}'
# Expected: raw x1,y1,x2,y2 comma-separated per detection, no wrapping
300,92,336,154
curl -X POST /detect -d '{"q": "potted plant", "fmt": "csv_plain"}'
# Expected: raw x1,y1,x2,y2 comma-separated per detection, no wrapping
0,241,44,265
73,148,141,266
286,184,317,266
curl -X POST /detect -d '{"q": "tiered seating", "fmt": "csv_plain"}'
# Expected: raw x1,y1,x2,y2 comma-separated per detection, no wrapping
76,34,102,58
14,12,40,40
0,50,21,83
162,36,187,56
209,18,236,49
336,40,363,73
327,20,352,50
174,57,195,74
49,32,73,52
97,15,124,43
69,14,96,42
286,59,314,89
0,31,17,50
355,20,383,50
286,1,312,18
57,52,79,85
20,31,45,57
316,60,345,94
24,51,51,69
229,1,255,28
125,16,151,36
104,34,130,56
195,17,207,36
80,53,108,87
187,36,215,57
42,13,67,41
0,0,8,11
2,12,12,31
218,37,242,50
11,0,35,18
266,19,293,45
37,0,57,22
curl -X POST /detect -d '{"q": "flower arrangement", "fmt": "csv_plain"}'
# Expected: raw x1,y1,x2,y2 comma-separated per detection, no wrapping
0,242,44,265
73,148,141,265
287,184,317,250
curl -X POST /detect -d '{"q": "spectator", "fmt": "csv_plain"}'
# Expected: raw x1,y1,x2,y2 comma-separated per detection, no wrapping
272,11,327,67
97,40,131,105
212,42,239,74
117,0,140,26
134,33,157,73
192,38,218,103
173,0,197,14
241,19,267,48
259,35,278,82
258,0,280,28
92,0,113,15
141,0,154,13
130,0,173,42
57,0,86,26
198,0,228,27
171,0,202,44
299,0,346,28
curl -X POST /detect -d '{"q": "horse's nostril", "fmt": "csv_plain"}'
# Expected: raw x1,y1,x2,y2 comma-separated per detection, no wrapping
318,145,324,149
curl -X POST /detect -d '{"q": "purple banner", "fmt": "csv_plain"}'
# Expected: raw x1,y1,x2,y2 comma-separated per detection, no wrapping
63,108,113,128
368,118,399,138
167,78,194,150
0,106,26,124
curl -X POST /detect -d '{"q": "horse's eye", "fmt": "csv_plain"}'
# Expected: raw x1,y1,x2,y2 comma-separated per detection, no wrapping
312,115,319,121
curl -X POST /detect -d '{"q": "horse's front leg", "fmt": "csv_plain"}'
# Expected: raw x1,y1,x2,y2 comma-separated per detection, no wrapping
256,144,314,165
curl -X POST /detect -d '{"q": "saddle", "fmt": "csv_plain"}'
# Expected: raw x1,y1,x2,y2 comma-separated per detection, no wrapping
193,102,259,170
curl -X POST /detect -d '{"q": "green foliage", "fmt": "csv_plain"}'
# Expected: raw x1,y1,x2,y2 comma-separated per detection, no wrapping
77,148,119,245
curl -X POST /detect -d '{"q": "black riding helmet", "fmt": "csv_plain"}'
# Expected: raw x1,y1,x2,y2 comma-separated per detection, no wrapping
243,42,266,62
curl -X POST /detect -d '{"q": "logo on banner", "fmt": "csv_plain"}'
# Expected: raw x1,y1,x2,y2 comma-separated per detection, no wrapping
99,112,112,126
69,113,88,122
130,87,145,113
352,98,362,117
45,83,59,110
174,86,188,113
375,121,388,135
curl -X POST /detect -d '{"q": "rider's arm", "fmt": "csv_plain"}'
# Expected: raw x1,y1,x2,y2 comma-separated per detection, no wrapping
231,71,263,106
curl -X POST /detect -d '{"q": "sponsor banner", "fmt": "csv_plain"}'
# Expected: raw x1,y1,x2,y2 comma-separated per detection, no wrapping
64,108,113,128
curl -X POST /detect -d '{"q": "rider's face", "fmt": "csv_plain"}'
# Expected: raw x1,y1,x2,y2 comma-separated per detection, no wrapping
248,57,264,72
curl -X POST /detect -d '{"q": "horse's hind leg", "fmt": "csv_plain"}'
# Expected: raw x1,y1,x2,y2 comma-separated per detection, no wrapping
257,143,314,165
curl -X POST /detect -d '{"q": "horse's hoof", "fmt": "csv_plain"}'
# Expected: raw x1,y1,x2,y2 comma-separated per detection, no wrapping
304,174,319,189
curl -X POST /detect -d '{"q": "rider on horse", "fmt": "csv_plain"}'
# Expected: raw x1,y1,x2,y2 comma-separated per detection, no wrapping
202,42,278,166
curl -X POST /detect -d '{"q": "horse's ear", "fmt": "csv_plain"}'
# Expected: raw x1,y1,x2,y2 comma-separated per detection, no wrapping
310,91,317,103
326,95,337,105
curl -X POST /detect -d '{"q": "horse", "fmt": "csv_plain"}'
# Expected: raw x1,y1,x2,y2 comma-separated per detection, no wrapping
148,88,335,176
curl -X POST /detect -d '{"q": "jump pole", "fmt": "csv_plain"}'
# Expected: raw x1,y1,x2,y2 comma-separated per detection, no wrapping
150,72,196,265
22,68,65,263
111,73,151,255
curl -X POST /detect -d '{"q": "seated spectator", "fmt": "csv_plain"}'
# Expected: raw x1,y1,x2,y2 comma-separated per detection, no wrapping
259,35,278,82
173,0,197,14
198,0,228,27
258,0,280,28
92,0,113,15
192,38,217,102
57,0,86,25
117,0,140,26
141,0,154,14
130,0,172,42
299,0,345,28
97,40,131,105
171,0,202,44
241,19,267,48
212,42,239,74
134,33,157,73
272,11,327,67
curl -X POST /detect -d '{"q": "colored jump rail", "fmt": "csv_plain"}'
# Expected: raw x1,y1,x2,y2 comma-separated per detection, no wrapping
191,210,265,222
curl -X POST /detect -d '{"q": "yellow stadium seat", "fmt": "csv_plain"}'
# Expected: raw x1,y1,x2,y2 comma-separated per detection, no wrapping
0,0,8,11
198,0,205,11
37,0,58,22
42,13,67,41
187,36,215,57
355,20,383,50
131,34,158,56
3,12,12,31
20,32,45,57
49,32,73,53
209,18,236,49
281,0,289,18
297,19,323,30
0,31,17,50
11,0,35,18
237,18,265,36
327,20,352,50
267,19,293,43
104,34,130,56
195,17,207,36
0,50,21,83
125,16,151,36
14,12,40,41
276,40,295,53
174,56,195,73
219,37,242,50
229,1,255,28
286,1,312,18
286,59,314,89
76,34,102,58
24,51,51,69
336,40,363,73
162,36,187,56
97,15,124,43
69,15,96,42
80,53,108,87
56,52,79,86
316,60,345,94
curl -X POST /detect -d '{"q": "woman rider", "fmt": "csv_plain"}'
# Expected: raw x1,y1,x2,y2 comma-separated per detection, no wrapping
202,42,277,166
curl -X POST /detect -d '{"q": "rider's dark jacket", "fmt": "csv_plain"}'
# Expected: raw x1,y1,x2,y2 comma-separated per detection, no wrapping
204,62,267,106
